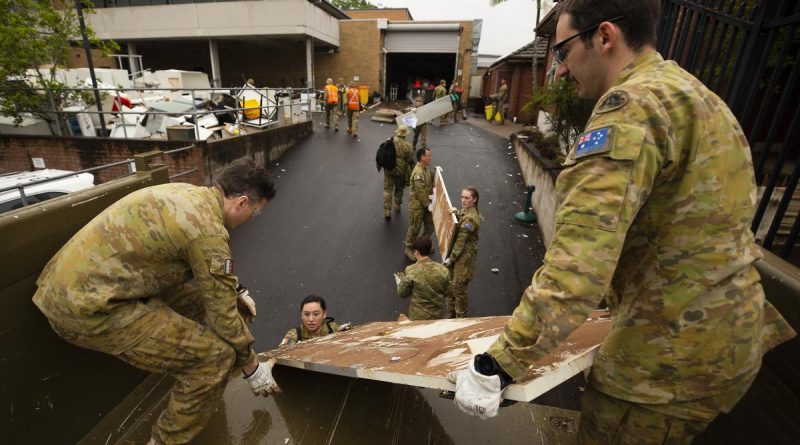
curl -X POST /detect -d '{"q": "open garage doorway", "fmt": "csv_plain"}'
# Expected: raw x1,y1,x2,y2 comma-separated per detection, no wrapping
386,53,456,103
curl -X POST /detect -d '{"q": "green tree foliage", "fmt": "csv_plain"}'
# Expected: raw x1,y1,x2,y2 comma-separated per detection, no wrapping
331,0,380,9
526,78,594,151
0,0,118,131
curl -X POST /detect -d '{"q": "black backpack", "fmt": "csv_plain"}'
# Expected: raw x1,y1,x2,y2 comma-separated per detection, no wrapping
375,137,397,171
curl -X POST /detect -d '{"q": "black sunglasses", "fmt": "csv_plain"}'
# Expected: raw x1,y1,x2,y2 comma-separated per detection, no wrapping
551,15,625,64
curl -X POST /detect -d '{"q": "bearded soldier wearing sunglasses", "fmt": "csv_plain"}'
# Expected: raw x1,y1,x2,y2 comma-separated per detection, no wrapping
446,1,795,443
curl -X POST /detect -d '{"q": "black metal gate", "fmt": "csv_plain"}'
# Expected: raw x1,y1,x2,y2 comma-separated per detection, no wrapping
657,0,800,261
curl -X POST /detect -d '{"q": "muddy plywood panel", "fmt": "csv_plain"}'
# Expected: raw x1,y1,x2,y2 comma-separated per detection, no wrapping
432,166,458,257
262,311,610,403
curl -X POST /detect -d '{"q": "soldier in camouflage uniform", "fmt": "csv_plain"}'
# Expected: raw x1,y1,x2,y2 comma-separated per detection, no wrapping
279,295,342,346
433,79,448,125
32,160,281,445
382,125,415,219
489,79,507,124
412,96,428,150
405,147,435,261
448,2,796,441
397,237,450,320
336,77,347,115
444,187,481,318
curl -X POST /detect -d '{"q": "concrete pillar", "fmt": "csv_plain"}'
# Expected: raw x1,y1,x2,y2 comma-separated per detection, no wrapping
127,42,138,78
305,37,314,89
209,39,221,87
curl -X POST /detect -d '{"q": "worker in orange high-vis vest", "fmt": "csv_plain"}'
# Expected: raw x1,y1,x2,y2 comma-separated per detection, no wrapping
346,81,361,138
323,78,339,131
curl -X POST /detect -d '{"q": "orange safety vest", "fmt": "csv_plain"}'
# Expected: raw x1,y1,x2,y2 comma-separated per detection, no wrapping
324,84,339,104
347,87,360,110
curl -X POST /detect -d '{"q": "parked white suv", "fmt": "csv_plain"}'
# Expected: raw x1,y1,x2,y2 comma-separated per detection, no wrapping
0,169,95,214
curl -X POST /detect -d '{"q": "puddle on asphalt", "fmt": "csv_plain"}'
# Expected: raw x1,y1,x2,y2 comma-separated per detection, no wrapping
113,367,579,445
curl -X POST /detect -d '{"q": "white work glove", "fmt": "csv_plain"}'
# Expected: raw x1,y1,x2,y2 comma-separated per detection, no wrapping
338,322,352,332
236,285,257,324
449,207,459,214
447,357,504,419
443,258,452,268
427,203,433,212
245,358,281,396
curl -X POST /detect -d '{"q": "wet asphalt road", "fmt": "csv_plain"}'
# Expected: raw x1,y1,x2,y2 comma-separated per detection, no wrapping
230,111,546,349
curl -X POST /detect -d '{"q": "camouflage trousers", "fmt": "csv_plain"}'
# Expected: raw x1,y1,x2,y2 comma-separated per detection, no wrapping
577,379,754,445
490,99,505,123
48,283,236,445
405,207,433,248
445,258,474,318
384,173,405,211
325,103,339,129
413,124,428,149
347,109,360,135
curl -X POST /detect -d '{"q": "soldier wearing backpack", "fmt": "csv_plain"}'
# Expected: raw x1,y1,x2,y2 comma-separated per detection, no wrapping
377,125,414,220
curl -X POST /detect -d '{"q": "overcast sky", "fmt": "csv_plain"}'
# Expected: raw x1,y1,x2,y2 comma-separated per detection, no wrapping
370,0,552,57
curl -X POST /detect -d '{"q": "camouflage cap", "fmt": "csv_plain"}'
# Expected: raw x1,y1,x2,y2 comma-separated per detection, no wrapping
395,125,410,137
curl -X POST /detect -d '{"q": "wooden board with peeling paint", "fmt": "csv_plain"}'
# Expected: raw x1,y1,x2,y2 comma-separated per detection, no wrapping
432,166,458,258
261,310,611,403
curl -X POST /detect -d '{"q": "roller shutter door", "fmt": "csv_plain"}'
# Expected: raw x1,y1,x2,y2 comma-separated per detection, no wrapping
385,31,459,53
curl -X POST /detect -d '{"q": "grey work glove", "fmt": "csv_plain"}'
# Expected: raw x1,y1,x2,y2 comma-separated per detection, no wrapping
245,358,281,396
236,285,257,324
446,356,504,419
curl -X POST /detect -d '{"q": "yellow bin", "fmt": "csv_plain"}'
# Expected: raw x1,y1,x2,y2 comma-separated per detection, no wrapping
358,85,369,105
484,104,502,122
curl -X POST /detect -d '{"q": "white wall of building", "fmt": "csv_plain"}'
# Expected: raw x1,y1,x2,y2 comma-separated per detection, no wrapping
87,0,339,46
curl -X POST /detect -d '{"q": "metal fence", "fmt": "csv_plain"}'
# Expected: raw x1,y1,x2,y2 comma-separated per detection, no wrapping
0,146,198,211
0,85,316,140
657,0,800,260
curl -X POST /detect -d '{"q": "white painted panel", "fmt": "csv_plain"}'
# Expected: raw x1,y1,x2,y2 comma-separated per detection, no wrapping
86,0,339,46
386,31,459,53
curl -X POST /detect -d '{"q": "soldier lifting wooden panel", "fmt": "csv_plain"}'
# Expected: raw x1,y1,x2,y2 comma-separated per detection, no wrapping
261,310,611,403
396,95,454,128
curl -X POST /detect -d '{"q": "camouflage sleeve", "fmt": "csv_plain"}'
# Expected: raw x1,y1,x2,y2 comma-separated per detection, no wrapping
412,171,431,206
397,268,414,299
186,236,256,368
280,328,298,346
449,214,474,261
488,91,666,380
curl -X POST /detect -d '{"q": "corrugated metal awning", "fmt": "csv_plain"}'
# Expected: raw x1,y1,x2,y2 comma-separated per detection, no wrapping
385,30,459,53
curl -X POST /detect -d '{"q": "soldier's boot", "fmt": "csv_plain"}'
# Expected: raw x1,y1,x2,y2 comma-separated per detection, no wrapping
384,209,391,220
393,204,401,214
404,247,416,262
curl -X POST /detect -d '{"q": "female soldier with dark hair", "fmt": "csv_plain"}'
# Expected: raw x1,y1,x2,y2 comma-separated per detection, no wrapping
444,186,481,318
279,295,346,345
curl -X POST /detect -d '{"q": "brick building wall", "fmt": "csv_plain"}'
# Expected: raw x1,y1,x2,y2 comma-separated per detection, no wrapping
315,20,382,97
67,46,117,70
344,9,412,21
0,121,313,186
0,136,202,185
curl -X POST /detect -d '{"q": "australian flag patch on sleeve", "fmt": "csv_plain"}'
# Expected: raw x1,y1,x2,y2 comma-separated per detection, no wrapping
574,127,611,159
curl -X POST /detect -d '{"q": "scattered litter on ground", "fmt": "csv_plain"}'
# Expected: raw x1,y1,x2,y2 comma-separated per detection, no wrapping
491,268,500,273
